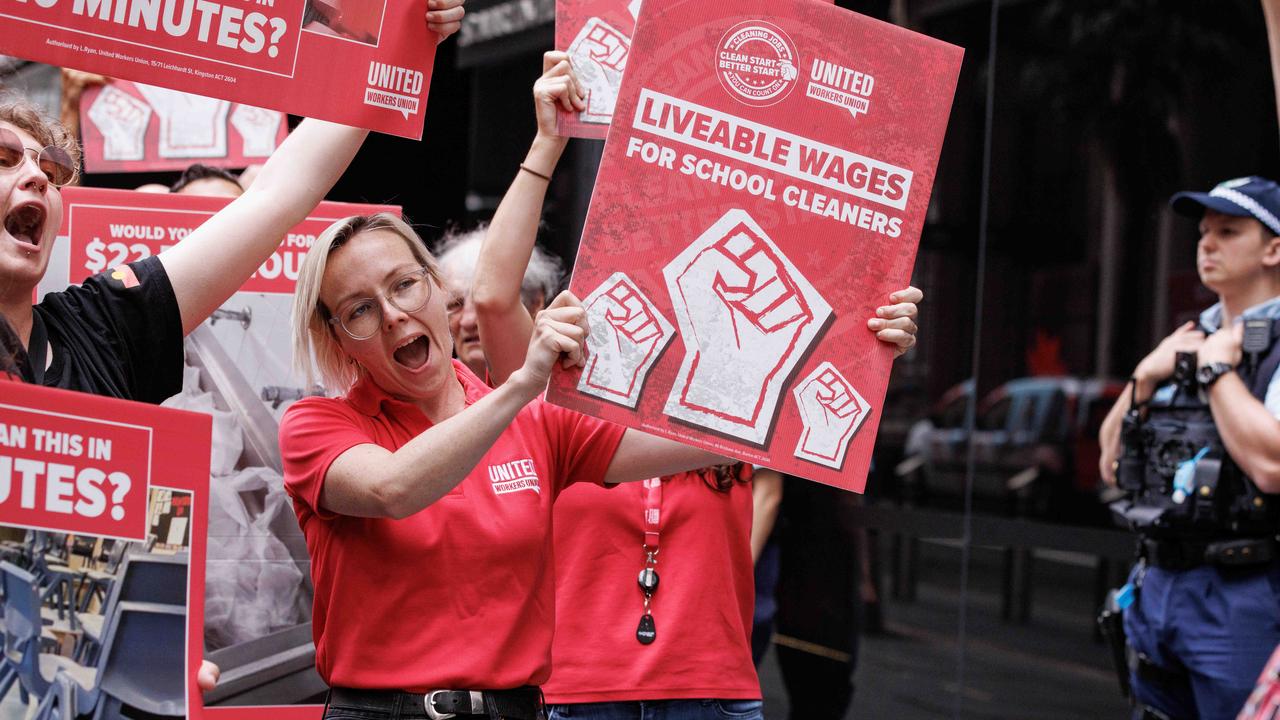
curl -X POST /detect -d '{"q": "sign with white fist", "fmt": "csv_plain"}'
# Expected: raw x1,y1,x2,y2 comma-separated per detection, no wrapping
80,81,289,174
547,0,961,491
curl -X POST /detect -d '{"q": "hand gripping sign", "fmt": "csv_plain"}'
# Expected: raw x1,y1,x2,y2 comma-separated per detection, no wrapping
792,362,870,469
567,17,632,126
579,272,675,408
663,209,832,445
86,84,152,162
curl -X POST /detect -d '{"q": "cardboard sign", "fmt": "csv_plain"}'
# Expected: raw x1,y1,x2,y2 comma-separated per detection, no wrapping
547,0,962,492
54,187,399,295
79,80,290,173
555,0,832,139
0,0,434,138
0,379,210,716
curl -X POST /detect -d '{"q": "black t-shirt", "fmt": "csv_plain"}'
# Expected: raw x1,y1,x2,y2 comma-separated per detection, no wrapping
24,256,184,403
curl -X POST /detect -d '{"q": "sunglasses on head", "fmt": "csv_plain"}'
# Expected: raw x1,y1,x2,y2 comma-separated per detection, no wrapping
0,127,77,188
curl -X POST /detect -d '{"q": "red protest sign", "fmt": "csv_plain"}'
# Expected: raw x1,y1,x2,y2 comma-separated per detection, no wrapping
0,379,210,716
0,0,434,138
547,0,963,492
57,187,399,295
555,0,832,140
79,80,289,174
0,398,150,538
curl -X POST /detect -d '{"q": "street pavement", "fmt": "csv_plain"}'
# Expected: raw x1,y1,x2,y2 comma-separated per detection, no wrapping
759,539,1130,719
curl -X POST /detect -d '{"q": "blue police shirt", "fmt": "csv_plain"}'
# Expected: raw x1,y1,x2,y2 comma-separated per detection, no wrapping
1152,295,1280,417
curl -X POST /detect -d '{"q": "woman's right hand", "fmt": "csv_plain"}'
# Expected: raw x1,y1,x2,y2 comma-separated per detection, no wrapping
534,51,586,140
509,290,590,395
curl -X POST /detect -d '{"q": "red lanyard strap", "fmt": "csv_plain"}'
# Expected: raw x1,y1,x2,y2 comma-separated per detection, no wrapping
642,477,662,552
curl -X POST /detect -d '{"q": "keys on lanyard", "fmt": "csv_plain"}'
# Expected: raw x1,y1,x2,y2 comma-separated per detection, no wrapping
636,611,657,644
636,547,659,645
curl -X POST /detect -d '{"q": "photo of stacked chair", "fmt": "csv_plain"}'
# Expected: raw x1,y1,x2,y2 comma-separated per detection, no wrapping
0,532,188,719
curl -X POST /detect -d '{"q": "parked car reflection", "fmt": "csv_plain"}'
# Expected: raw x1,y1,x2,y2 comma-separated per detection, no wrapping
900,377,1124,525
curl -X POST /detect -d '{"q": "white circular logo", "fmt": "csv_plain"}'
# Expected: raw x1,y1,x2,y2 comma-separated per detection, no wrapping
716,21,799,107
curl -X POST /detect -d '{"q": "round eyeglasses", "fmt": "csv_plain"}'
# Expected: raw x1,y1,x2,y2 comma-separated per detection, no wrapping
327,268,434,340
0,127,77,188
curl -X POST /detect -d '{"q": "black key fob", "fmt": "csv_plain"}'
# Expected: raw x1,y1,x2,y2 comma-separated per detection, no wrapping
636,613,656,644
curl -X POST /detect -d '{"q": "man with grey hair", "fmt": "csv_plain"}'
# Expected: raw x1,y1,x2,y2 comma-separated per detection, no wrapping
436,223,565,378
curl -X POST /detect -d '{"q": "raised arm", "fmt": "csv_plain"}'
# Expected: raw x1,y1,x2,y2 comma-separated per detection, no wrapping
159,119,368,334
473,51,584,384
319,295,588,518
159,7,466,335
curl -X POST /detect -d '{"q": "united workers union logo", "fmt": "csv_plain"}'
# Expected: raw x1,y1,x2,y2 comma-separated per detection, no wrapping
716,21,799,107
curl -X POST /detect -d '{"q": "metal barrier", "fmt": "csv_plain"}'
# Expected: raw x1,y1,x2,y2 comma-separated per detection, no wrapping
855,503,1134,624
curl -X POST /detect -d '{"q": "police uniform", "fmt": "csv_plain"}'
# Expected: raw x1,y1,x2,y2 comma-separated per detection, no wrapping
1114,178,1280,720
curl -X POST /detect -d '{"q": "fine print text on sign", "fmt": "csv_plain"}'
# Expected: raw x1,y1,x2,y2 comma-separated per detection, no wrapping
80,79,289,173
548,0,962,492
0,0,436,138
49,187,398,296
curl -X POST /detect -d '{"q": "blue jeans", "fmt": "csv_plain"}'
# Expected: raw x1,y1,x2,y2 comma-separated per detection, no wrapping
1124,561,1280,720
548,700,764,720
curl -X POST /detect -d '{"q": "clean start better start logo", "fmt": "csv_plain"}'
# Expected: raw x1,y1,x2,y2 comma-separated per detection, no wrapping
716,21,799,107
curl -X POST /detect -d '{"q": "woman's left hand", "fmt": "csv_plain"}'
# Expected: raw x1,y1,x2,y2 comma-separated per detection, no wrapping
426,0,465,41
534,51,586,139
868,286,922,358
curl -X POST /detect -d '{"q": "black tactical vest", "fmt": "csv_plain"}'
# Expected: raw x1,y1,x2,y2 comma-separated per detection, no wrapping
1113,317,1280,539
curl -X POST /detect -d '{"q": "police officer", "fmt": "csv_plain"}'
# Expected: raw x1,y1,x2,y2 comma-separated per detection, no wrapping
1099,176,1280,719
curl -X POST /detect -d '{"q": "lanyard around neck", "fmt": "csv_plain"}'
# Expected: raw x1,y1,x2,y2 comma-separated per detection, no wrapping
642,477,662,551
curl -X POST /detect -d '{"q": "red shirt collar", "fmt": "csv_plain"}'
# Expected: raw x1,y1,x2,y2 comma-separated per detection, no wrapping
345,359,492,417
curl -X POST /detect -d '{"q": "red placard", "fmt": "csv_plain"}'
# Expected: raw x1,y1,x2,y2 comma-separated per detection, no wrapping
0,379,210,716
79,80,290,173
546,0,963,492
555,0,833,139
0,0,434,138
56,186,399,295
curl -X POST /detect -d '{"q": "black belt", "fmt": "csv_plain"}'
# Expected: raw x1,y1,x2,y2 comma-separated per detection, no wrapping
1141,537,1277,570
327,686,545,720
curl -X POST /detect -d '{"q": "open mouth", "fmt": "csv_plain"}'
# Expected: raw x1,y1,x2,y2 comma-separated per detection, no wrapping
393,335,430,370
5,204,46,249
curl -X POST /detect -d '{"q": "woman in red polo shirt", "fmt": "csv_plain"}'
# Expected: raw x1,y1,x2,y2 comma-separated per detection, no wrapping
469,55,921,720
280,210,727,720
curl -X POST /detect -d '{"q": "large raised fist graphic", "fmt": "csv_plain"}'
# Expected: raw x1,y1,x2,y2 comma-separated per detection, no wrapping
86,85,151,161
230,105,283,157
135,84,231,158
663,209,832,444
567,18,630,125
792,362,870,469
579,272,675,408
